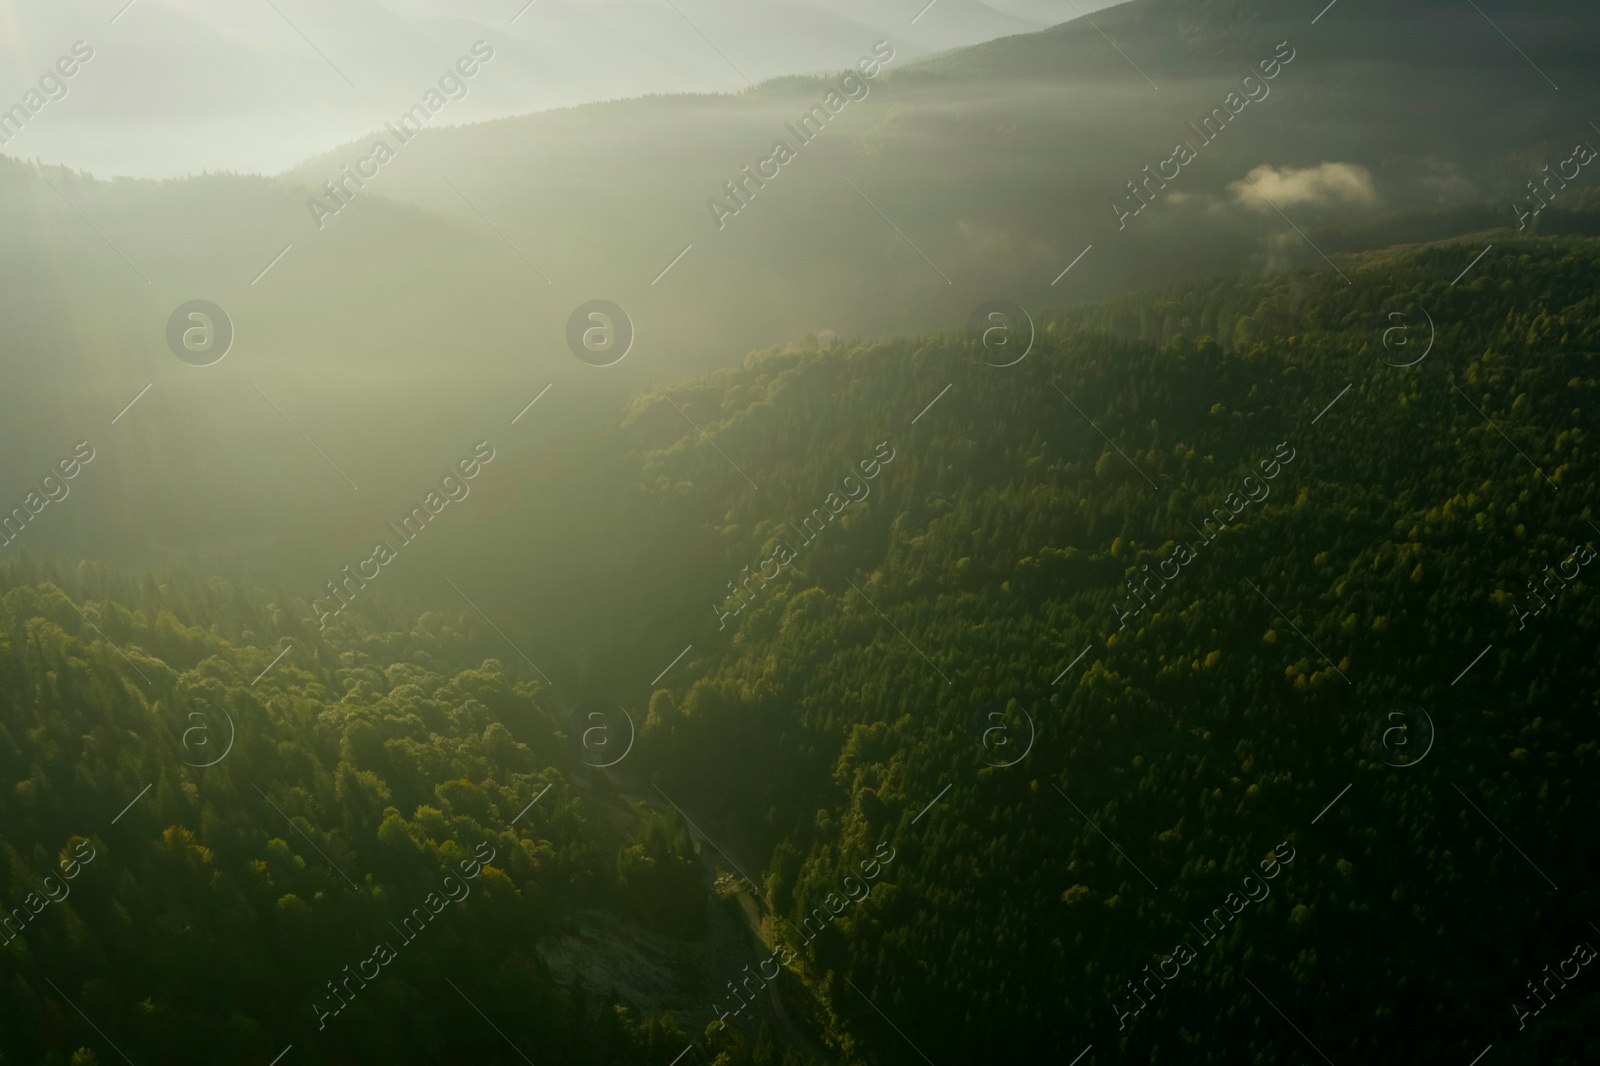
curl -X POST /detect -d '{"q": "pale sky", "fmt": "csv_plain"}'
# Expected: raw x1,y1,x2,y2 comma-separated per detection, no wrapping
0,0,1125,179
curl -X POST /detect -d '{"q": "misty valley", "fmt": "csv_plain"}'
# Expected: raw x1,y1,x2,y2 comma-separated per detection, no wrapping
1,1,1598,1064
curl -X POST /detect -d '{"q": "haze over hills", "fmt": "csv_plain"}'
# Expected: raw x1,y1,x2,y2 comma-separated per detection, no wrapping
1,229,1596,1064
4,1,1600,1063
2,0,1598,632
0,0,1098,179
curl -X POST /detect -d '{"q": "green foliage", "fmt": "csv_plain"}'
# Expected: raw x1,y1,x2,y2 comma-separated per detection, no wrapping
4,235,1600,1064
639,235,1600,1065
0,565,724,1063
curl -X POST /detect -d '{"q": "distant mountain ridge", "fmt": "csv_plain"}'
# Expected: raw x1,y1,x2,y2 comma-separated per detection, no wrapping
0,0,1596,589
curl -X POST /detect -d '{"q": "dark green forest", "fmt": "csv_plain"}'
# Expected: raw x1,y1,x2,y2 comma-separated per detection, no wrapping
632,234,1600,1065
3,233,1598,1064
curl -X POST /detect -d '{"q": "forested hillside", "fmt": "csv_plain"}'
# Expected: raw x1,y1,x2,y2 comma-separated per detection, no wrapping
631,233,1600,1064
2,234,1597,1064
0,562,793,1064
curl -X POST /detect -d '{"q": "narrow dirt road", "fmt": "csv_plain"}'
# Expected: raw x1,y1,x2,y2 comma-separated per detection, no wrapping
616,769,831,1064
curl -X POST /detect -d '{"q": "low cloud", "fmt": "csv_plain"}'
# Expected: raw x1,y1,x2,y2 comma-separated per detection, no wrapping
1231,162,1378,212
